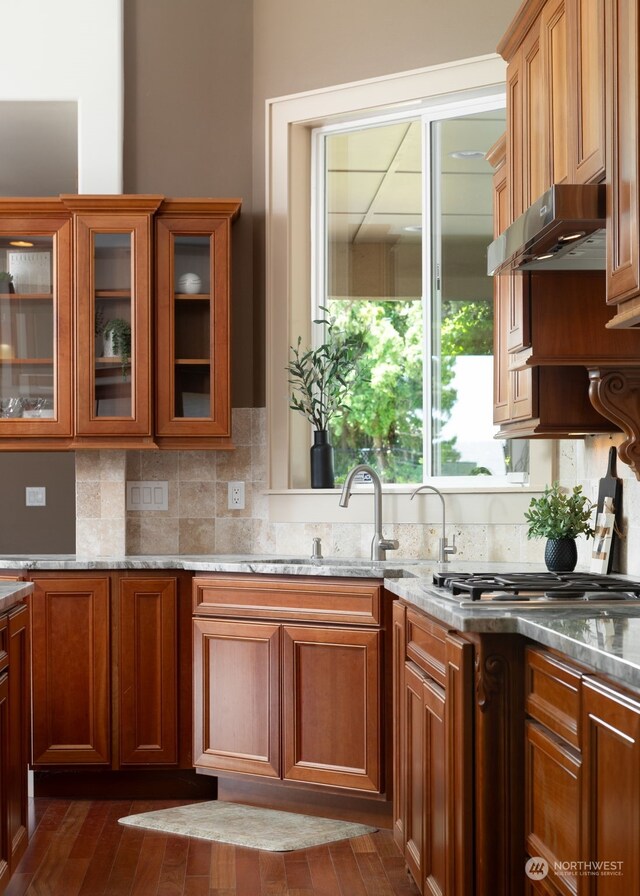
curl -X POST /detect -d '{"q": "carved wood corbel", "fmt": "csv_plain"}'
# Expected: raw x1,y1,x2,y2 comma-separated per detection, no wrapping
588,367,640,478
476,651,508,711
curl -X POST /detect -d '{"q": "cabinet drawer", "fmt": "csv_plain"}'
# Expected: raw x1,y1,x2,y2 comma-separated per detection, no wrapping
405,608,447,687
525,647,581,748
193,575,382,625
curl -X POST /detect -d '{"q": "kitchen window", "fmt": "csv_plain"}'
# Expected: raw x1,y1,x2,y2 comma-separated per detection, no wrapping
312,99,528,486
265,57,552,498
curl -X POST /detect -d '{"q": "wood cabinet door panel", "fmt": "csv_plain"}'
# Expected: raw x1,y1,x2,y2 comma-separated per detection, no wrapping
606,0,640,306
282,625,381,792
507,53,524,220
422,672,446,896
524,25,547,206
74,212,153,438
525,721,581,896
154,201,240,445
493,159,512,425
7,606,29,873
581,677,640,896
403,660,425,888
571,0,605,183
542,0,570,186
192,618,281,777
392,602,406,849
0,673,9,893
118,577,178,766
0,211,73,444
30,577,110,765
445,634,474,896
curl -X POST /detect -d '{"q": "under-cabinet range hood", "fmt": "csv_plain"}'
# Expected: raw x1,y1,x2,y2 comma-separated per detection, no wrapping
487,183,606,275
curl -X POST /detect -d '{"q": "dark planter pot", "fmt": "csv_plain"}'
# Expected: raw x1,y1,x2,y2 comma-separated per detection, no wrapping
310,429,334,489
544,537,578,573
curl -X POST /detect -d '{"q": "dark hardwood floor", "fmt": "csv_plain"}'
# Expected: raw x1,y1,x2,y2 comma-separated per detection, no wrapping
6,798,419,895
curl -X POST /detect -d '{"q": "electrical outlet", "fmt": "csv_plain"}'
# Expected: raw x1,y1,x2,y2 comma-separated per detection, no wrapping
228,480,245,510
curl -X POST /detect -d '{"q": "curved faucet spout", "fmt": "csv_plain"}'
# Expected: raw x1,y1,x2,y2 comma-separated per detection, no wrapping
339,464,399,561
410,484,457,565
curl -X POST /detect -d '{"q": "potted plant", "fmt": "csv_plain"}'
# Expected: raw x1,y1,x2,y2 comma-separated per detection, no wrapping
0,272,14,294
286,306,364,488
103,318,132,380
525,482,595,572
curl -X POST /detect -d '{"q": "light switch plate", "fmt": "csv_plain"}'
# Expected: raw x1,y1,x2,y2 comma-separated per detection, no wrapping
25,486,46,507
126,481,169,511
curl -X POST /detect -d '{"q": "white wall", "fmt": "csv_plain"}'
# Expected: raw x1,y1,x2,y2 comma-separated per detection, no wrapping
0,0,123,193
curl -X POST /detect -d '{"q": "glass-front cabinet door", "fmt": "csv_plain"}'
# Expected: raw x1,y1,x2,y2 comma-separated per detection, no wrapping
155,199,241,447
67,196,162,442
0,201,73,443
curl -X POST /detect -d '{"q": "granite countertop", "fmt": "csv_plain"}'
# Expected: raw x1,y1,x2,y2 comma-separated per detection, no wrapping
2,553,640,691
385,569,640,692
0,580,33,615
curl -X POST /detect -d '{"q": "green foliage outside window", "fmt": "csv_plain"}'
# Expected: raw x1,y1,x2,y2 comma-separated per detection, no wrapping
327,297,494,483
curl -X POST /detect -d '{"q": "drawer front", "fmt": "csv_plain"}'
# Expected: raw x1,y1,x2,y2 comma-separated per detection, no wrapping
405,607,448,687
525,647,581,749
193,575,382,626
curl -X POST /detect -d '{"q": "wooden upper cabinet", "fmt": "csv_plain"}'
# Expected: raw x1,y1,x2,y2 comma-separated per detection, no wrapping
0,200,73,447
64,195,161,443
500,0,605,205
155,200,240,447
0,195,241,449
605,0,640,323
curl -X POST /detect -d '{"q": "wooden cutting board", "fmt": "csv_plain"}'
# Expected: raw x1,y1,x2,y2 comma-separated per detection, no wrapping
595,446,622,573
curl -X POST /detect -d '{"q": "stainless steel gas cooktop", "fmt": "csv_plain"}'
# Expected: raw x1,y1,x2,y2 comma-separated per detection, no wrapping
432,571,640,609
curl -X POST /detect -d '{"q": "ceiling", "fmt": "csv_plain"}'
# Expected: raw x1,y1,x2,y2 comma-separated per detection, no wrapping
326,109,506,245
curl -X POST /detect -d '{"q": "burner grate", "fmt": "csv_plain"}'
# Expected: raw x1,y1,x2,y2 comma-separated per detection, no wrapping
433,571,640,602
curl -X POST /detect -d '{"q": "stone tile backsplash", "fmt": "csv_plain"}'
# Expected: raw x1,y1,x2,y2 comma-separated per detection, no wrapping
74,411,640,574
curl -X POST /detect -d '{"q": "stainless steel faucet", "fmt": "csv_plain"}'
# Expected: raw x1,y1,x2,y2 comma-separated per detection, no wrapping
410,484,457,565
339,464,399,560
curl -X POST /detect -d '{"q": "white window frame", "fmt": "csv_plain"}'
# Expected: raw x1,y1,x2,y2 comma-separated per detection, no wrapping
311,92,516,486
265,54,553,525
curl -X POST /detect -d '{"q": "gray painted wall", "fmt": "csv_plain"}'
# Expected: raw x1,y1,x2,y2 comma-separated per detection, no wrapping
0,0,521,553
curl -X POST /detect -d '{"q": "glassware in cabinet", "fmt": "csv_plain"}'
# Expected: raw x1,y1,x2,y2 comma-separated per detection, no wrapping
155,199,241,446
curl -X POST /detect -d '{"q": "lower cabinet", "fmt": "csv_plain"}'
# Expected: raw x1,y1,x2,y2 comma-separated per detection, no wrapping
393,601,474,896
192,574,386,794
29,571,193,770
0,602,30,896
525,645,640,895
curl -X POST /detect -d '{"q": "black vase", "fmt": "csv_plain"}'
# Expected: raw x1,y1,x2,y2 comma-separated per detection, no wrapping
310,429,335,489
544,537,578,572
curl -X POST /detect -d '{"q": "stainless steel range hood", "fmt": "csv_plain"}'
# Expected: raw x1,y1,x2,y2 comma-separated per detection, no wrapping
487,183,606,275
